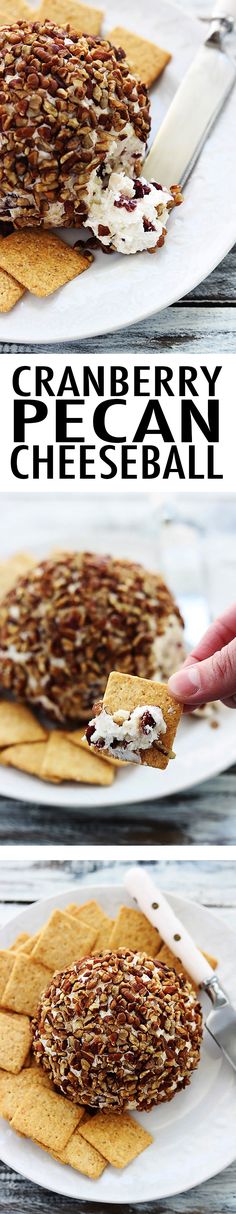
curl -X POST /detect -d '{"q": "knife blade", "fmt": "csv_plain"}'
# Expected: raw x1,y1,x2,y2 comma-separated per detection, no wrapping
204,975,236,1069
145,0,236,187
124,867,236,1073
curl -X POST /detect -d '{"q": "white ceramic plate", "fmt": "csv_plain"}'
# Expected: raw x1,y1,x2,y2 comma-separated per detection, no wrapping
0,0,235,342
0,702,236,808
1,882,236,1202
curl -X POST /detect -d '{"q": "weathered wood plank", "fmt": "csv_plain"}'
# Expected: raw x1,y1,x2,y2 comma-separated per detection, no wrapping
0,303,234,354
0,1158,236,1214
0,858,236,908
0,763,236,847
185,245,236,302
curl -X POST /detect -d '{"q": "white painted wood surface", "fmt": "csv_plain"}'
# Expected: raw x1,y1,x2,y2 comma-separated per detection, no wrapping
0,857,235,1213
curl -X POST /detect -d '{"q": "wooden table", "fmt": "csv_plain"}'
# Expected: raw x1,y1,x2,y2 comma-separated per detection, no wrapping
0,856,236,1213
0,760,236,846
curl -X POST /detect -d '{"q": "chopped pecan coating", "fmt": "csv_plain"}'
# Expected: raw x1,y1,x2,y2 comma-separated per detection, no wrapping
0,21,150,227
0,552,183,721
33,949,202,1110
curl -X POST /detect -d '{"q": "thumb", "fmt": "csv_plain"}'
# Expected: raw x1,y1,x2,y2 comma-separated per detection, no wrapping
168,636,236,707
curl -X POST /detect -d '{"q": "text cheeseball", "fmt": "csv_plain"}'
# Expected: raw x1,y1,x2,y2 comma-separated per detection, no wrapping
33,950,203,1110
0,21,150,228
0,552,185,721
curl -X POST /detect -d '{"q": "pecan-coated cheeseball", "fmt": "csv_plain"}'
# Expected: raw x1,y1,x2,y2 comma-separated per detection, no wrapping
0,552,184,721
0,21,150,228
33,950,203,1110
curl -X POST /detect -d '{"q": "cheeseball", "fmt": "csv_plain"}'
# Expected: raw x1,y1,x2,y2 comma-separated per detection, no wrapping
0,21,150,228
0,552,185,721
33,950,203,1110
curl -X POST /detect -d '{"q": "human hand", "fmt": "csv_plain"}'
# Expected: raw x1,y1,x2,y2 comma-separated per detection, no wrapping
168,603,236,710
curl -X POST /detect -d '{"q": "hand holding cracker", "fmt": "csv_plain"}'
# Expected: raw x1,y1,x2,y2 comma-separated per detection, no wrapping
169,603,236,711
85,671,182,768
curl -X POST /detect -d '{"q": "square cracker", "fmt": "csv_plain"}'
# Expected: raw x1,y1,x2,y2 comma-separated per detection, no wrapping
0,741,49,779
108,26,171,88
62,1128,107,1177
0,702,46,748
0,951,16,1002
18,933,40,954
0,2,31,26
0,552,35,600
0,1065,52,1121
68,729,125,768
203,950,218,970
109,906,162,957
11,1085,81,1151
65,901,114,954
0,231,92,298
38,0,104,35
41,732,114,785
0,1010,32,1074
66,899,106,930
2,954,52,1018
103,671,182,769
91,916,114,953
0,267,25,314
80,1111,153,1168
10,933,30,951
31,908,97,971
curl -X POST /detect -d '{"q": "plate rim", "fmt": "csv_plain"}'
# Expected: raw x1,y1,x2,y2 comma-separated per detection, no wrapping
1,882,236,1203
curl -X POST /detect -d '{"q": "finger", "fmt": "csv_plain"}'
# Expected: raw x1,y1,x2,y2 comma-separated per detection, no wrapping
181,603,236,665
168,636,236,705
221,695,236,709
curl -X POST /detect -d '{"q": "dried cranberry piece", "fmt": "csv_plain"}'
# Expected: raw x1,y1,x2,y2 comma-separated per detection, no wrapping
141,711,156,733
152,181,163,191
97,161,106,180
86,724,96,744
94,737,105,749
114,196,137,212
143,218,155,233
134,179,151,199
98,224,110,236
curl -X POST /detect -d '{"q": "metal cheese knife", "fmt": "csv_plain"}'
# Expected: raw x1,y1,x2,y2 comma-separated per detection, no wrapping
124,868,236,1071
145,0,236,187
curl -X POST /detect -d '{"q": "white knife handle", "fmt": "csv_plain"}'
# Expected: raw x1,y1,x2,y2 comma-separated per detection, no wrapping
124,867,214,988
212,0,236,22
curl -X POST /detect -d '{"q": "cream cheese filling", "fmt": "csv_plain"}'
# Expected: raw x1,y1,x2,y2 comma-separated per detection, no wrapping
85,170,172,254
85,703,166,763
